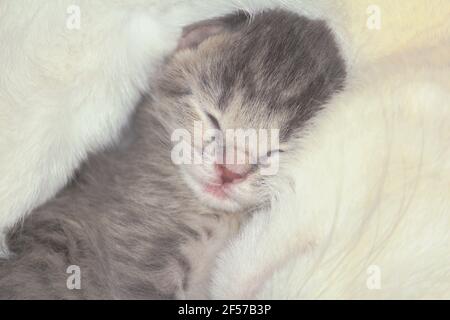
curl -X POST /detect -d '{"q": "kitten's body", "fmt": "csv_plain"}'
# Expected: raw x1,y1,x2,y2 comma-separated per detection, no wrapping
0,9,346,299
0,104,241,299
0,0,346,256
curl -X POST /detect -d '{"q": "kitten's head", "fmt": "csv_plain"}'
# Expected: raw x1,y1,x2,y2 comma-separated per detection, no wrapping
153,9,346,212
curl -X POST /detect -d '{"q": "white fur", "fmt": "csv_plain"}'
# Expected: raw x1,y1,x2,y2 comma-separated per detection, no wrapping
0,0,180,254
4,0,448,299
211,46,450,299
0,0,342,255
3,0,448,299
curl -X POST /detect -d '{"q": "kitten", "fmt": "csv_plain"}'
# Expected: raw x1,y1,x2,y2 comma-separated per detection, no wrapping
0,9,346,299
0,0,343,258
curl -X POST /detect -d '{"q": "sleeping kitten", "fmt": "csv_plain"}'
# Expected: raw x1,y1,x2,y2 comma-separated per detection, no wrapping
0,0,344,259
0,9,346,299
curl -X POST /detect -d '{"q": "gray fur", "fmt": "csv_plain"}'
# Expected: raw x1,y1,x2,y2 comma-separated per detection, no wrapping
0,9,346,299
0,107,242,299
156,9,346,141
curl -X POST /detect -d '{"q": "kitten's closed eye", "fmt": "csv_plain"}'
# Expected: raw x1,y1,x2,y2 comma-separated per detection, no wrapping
265,150,284,158
258,149,283,167
206,112,221,130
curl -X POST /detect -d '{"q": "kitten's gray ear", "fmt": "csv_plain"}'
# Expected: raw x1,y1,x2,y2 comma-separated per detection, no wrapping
177,20,227,51
177,11,249,51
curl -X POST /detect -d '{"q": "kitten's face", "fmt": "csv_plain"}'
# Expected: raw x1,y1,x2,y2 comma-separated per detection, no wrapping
153,10,346,212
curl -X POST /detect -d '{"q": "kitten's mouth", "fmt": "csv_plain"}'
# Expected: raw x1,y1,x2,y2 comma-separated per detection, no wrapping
202,164,248,200
182,168,248,212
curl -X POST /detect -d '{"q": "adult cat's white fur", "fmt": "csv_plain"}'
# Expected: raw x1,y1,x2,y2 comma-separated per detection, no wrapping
211,45,450,299
0,0,176,255
0,0,344,256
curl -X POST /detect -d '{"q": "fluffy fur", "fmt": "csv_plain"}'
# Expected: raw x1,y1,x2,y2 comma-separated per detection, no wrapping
0,0,175,256
211,46,450,299
209,0,450,300
0,90,244,300
3,0,448,300
0,0,346,256
0,9,346,299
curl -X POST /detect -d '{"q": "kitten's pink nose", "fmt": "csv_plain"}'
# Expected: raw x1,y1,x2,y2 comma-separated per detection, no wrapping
216,164,247,184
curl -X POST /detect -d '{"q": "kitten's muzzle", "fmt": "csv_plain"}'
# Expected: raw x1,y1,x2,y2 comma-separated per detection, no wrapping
215,164,251,184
